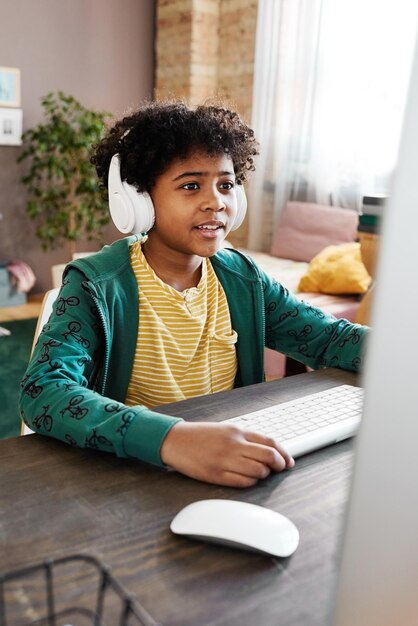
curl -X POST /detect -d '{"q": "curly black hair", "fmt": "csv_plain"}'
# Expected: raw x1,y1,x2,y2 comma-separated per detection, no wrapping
91,100,259,195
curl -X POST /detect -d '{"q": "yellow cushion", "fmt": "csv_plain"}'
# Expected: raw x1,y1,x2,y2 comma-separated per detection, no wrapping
298,242,372,295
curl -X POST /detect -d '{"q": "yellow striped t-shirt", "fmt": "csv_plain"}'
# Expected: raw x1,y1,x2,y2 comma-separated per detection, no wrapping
125,242,238,408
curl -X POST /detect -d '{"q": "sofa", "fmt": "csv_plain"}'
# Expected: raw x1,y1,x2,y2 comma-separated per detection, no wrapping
239,201,365,379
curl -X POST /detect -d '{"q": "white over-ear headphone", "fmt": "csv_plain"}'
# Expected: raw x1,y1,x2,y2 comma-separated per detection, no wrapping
108,154,247,234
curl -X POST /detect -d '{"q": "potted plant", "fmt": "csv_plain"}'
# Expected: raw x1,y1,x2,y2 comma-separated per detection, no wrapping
18,92,112,284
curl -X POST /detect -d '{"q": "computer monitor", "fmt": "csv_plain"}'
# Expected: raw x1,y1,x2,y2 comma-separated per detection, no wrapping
332,32,418,626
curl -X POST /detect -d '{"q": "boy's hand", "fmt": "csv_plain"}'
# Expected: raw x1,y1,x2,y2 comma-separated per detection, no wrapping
160,422,295,488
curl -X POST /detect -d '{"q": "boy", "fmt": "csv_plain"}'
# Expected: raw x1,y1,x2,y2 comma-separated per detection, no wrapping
19,101,368,488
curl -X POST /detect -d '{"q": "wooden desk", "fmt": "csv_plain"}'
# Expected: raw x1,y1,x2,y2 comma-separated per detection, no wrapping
0,368,359,626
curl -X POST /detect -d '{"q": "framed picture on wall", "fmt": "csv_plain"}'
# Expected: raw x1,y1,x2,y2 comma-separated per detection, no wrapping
0,67,21,107
0,108,22,145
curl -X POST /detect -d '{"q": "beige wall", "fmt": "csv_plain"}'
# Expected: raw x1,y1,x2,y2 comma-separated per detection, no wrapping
0,0,155,293
155,0,258,248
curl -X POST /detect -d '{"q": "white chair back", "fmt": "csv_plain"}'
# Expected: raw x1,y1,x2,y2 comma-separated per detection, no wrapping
22,287,60,435
31,287,60,353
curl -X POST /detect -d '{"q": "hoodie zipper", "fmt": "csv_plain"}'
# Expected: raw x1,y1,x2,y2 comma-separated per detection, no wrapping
85,286,110,395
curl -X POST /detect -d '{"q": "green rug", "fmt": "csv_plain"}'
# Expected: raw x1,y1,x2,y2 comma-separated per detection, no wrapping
0,318,37,438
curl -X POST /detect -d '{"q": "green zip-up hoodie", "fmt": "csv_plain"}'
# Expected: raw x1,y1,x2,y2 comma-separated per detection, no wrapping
19,236,367,467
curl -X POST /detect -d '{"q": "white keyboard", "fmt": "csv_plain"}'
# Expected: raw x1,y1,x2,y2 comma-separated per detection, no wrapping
224,384,364,458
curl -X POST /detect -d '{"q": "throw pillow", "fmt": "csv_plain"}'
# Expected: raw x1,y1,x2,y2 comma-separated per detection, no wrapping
298,242,372,294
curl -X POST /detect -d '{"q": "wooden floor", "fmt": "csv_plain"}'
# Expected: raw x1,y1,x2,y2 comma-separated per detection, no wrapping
0,294,43,323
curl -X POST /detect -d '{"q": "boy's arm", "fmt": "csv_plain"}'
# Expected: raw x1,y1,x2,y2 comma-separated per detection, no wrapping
18,268,181,467
262,271,369,372
161,421,294,487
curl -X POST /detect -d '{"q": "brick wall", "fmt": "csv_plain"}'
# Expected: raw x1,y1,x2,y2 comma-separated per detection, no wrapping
217,0,258,124
155,0,259,247
155,0,194,100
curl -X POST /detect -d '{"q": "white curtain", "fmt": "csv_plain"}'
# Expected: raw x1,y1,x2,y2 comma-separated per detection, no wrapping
248,0,418,251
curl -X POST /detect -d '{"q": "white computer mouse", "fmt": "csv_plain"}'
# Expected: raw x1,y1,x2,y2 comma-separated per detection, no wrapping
170,499,299,557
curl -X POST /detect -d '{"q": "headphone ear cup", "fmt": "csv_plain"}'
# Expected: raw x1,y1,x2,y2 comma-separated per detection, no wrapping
108,154,155,234
230,184,247,231
121,180,155,234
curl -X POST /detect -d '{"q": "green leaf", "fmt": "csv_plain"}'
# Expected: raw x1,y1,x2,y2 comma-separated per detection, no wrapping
17,90,112,251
